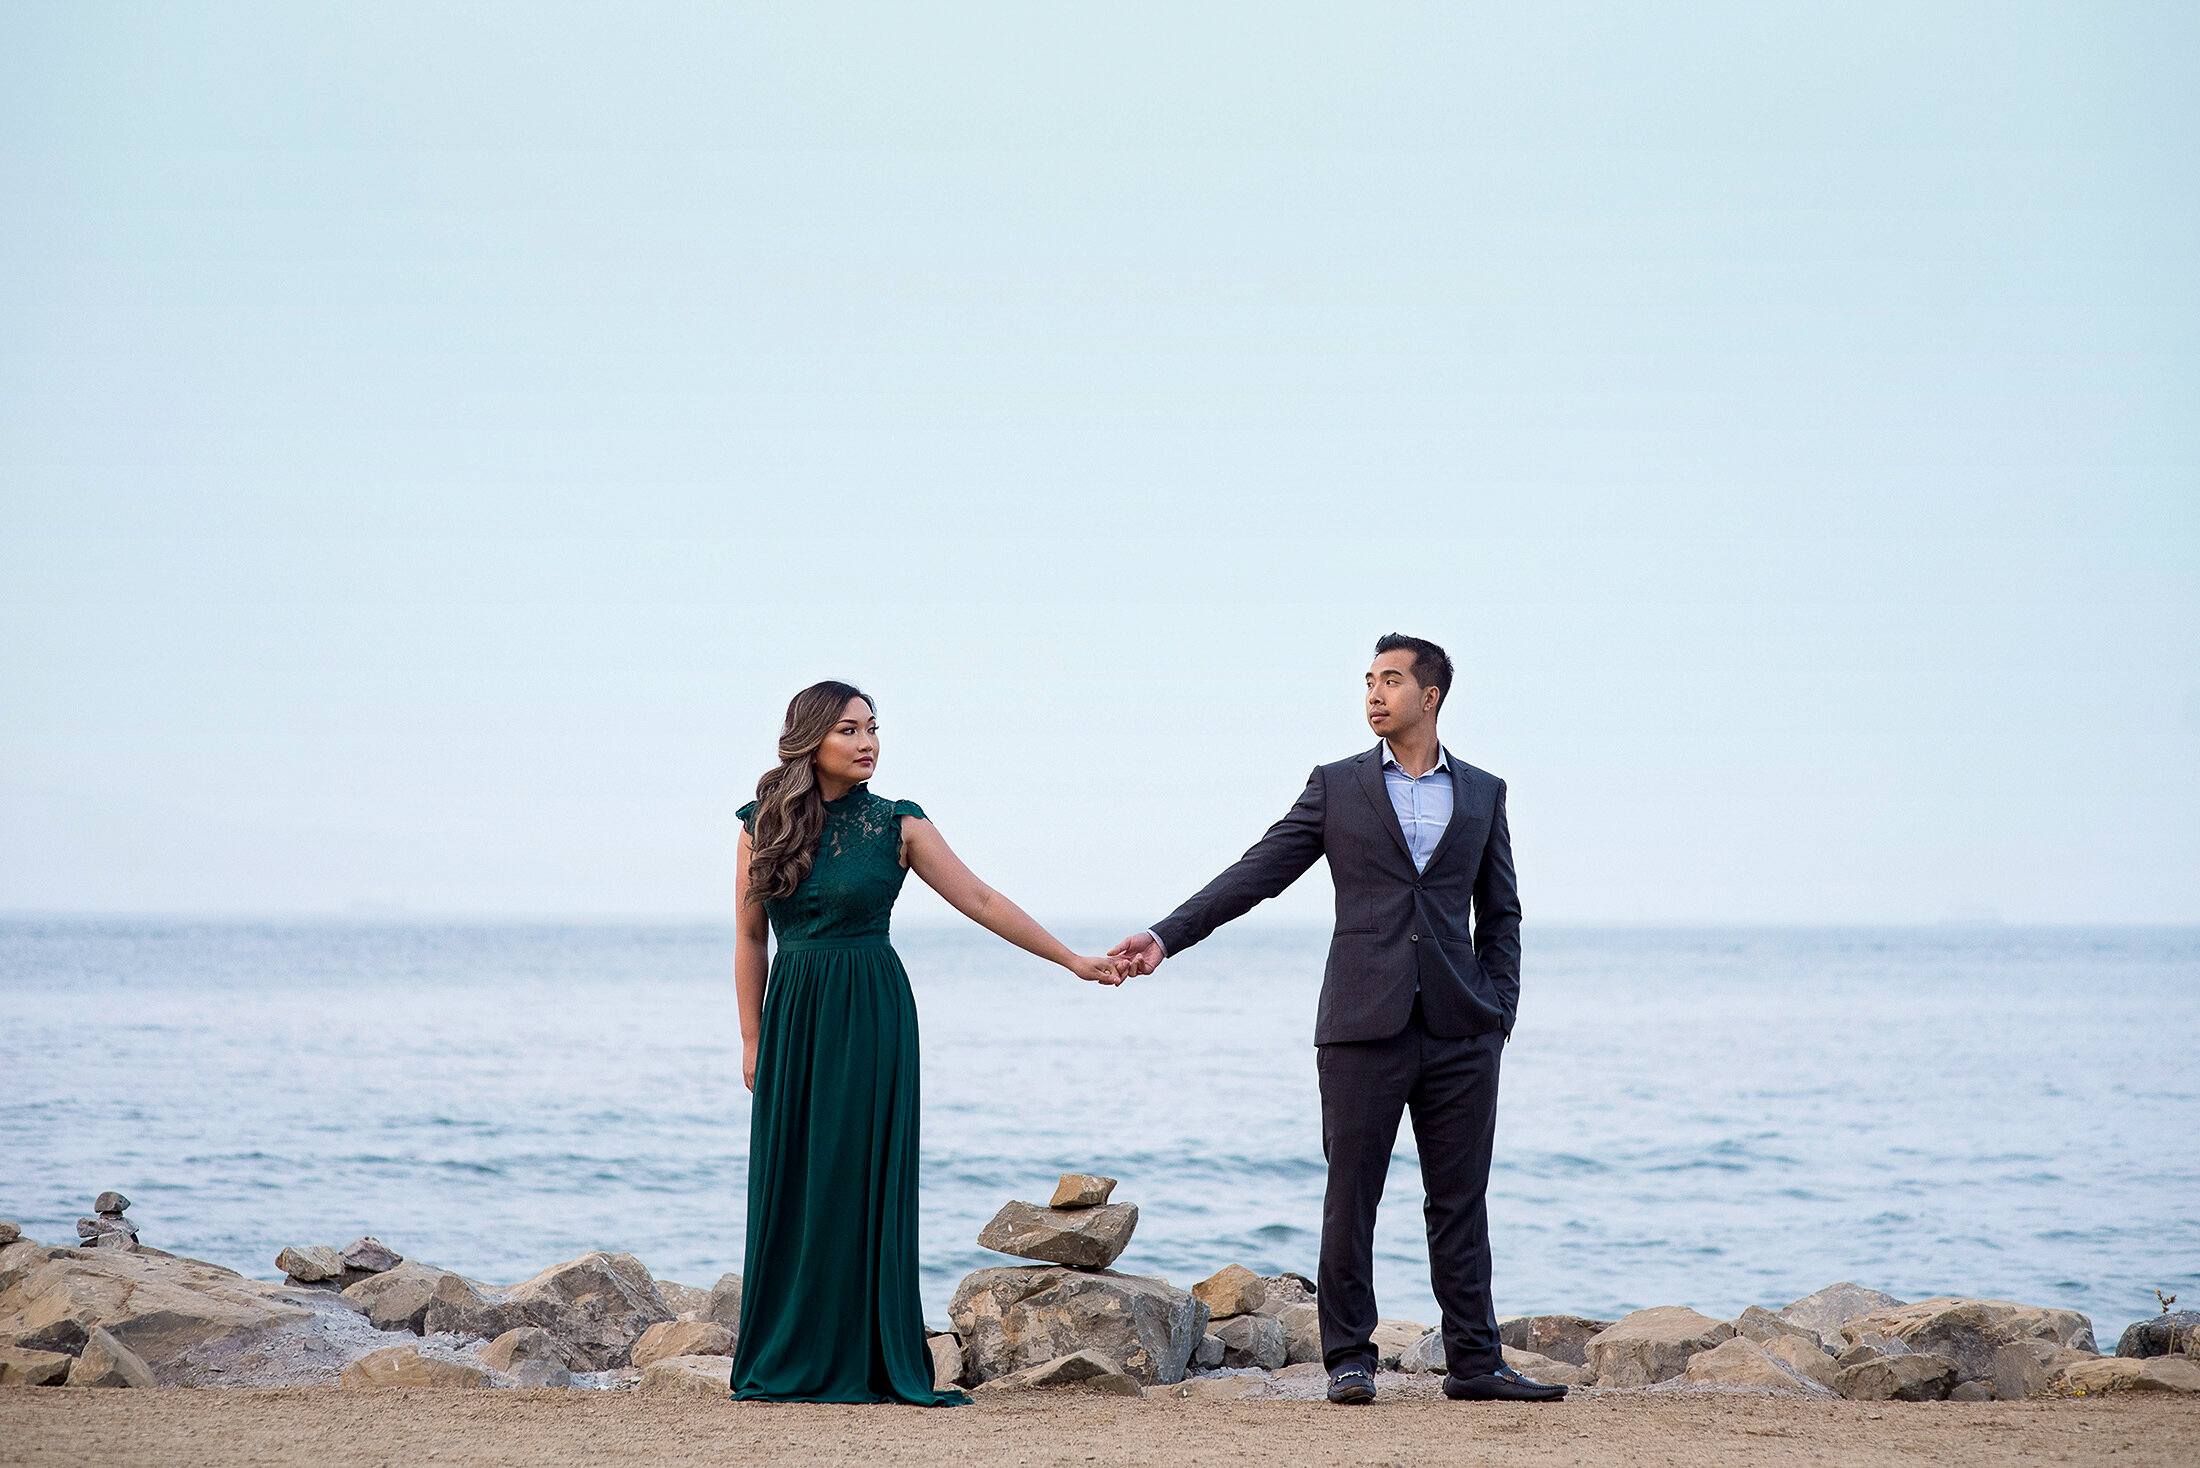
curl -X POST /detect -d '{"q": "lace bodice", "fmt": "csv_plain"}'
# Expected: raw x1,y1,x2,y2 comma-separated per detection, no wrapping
738,787,925,946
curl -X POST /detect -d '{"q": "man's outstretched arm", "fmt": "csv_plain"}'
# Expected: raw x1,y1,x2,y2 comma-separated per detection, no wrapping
1112,768,1327,974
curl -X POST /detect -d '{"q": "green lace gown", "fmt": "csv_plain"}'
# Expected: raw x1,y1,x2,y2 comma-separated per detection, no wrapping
729,787,968,1405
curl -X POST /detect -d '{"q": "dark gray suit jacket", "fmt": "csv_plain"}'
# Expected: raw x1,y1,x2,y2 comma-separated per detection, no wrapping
1150,743,1522,1045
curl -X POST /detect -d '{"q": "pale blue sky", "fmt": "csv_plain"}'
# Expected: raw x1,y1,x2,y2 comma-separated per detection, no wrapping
3,4,2195,923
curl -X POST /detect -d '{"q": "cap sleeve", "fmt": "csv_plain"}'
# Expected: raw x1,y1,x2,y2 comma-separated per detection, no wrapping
736,800,758,836
891,799,926,821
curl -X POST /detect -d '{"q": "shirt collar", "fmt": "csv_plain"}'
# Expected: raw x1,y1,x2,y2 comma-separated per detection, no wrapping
1381,739,1450,776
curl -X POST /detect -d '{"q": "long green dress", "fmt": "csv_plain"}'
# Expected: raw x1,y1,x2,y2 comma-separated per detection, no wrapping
729,786,968,1405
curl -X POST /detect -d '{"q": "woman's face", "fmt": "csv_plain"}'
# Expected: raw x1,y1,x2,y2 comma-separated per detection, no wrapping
812,696,879,789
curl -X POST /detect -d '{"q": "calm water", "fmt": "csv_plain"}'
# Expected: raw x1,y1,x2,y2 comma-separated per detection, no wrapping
2,919,2194,1346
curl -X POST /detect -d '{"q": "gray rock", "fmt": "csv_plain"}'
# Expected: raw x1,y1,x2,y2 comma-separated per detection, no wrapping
1777,1283,1906,1339
75,1215,138,1250
1499,1314,1616,1367
340,1262,448,1335
1276,1302,1322,1365
1503,1346,1596,1387
1836,1298,2096,1386
1733,1305,1825,1351
92,1194,131,1217
950,1265,1206,1386
420,1272,525,1341
1585,1308,1736,1387
1763,1333,1843,1389
1254,1274,1316,1314
973,1348,1145,1398
1049,1175,1118,1208
1681,1336,1834,1395
275,1246,346,1285
67,1326,157,1388
1399,1328,1446,1373
1372,1319,1428,1370
500,1252,672,1373
0,1222,20,1246
976,1200,1139,1270
337,1237,403,1274
1836,1351,1959,1401
1192,1332,1224,1369
1993,1339,2097,1400
1837,1331,1909,1367
2117,1310,2200,1359
1949,1379,1996,1400
1211,1313,1286,1370
480,1326,574,1388
653,1280,711,1319
706,1273,742,1329
927,1332,966,1391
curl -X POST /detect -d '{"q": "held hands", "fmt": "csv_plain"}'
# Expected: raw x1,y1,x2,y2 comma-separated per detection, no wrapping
1068,953,1129,987
1107,931,1165,978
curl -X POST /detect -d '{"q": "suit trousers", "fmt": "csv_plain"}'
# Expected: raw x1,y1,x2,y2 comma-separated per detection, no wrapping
1315,997,1504,1379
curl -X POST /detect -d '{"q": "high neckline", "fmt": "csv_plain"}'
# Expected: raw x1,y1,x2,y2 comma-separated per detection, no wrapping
822,782,870,808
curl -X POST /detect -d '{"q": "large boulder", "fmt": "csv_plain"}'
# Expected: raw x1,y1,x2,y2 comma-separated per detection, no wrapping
977,1201,1139,1270
2058,1356,2200,1396
630,1320,732,1368
2117,1311,2200,1359
1682,1336,1833,1395
1211,1313,1285,1370
1777,1283,1906,1339
339,1343,492,1389
0,1345,74,1386
1586,1308,1736,1387
1994,1340,2096,1400
1836,1298,2095,1386
1835,1352,1959,1401
480,1327,573,1388
421,1273,527,1340
0,1242,315,1377
950,1266,1205,1386
341,1262,449,1334
499,1252,672,1372
1192,1265,1266,1321
1763,1334,1842,1389
638,1353,732,1400
1499,1314,1614,1367
971,1348,1143,1398
67,1327,157,1388
1732,1305,1824,1351
1275,1303,1321,1365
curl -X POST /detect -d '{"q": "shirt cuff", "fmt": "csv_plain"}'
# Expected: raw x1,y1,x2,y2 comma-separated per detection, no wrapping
1143,928,1169,957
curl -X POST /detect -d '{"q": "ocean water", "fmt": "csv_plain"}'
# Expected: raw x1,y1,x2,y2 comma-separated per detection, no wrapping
2,919,2195,1348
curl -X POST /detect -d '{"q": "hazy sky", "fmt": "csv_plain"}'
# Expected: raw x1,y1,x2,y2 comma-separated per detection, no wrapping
3,4,2195,925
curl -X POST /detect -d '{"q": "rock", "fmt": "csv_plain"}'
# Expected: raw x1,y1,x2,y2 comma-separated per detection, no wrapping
338,1237,403,1274
0,1242,314,1380
341,1262,448,1335
2117,1310,2200,1359
1399,1329,1446,1373
1192,1265,1267,1321
1732,1305,1824,1351
0,1223,20,1246
1836,1298,2095,1386
480,1326,574,1387
67,1327,156,1388
0,1345,75,1386
2058,1355,2200,1395
928,1332,965,1391
1585,1308,1736,1387
499,1252,672,1372
1211,1313,1286,1370
637,1353,732,1399
76,1212,139,1251
973,1348,1143,1398
1763,1333,1842,1389
1171,1374,1268,1401
653,1280,711,1319
1276,1303,1321,1365
1835,1352,1959,1401
1949,1380,1996,1400
1992,1339,2094,1401
1682,1336,1833,1395
1498,1314,1615,1367
630,1320,733,1368
1253,1274,1316,1313
950,1266,1206,1386
706,1273,743,1329
1504,1348,1595,1387
93,1194,130,1217
1050,1175,1118,1208
1777,1283,1906,1339
340,1343,490,1388
1371,1319,1428,1371
977,1200,1139,1270
1192,1333,1224,1369
275,1246,346,1285
420,1272,525,1341
1837,1332,1908,1367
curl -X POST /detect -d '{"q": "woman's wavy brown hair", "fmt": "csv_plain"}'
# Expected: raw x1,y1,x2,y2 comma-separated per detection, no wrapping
745,680,874,905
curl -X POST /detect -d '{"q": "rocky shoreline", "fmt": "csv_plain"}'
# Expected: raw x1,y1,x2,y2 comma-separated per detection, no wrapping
4,1185,2196,1402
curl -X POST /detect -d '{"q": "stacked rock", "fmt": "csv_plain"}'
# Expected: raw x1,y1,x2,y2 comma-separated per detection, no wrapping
274,1235,404,1291
75,1192,139,1251
976,1174,1138,1270
1192,1265,1286,1369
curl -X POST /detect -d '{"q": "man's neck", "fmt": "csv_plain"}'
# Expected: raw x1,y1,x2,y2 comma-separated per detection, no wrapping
1385,726,1442,777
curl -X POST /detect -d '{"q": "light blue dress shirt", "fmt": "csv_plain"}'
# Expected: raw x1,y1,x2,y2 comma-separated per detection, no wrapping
1380,739,1454,872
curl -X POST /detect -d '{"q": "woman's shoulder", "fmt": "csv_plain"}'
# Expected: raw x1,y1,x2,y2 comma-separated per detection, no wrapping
735,800,758,833
877,793,926,821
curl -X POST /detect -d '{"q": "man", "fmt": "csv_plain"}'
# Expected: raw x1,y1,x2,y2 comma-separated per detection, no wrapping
1111,634,1559,1405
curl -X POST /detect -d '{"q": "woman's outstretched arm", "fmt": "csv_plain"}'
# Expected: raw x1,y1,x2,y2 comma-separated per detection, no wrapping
734,826,771,1089
901,817,1124,987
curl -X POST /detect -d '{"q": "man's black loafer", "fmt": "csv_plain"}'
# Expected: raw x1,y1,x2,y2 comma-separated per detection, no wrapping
1326,1367,1377,1404
1442,1364,1567,1402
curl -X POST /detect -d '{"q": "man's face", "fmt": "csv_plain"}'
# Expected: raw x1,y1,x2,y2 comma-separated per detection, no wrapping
1365,650,1437,739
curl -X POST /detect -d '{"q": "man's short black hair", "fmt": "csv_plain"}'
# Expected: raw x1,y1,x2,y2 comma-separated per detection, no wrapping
1373,633,1454,712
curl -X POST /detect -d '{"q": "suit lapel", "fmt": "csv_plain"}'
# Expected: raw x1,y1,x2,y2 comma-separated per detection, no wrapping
1354,744,1416,867
1423,753,1479,873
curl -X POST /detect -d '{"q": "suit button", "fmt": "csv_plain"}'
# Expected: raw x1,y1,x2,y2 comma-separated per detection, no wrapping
1409,934,1419,942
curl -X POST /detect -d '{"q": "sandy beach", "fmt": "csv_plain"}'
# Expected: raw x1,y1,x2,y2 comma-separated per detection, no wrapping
5,1381,2197,1468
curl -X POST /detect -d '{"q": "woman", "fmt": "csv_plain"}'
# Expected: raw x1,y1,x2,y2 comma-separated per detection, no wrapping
729,680,1125,1404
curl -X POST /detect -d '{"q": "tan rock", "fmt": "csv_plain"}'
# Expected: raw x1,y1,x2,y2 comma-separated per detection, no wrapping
630,1320,733,1368
1993,1339,2094,1400
1050,1175,1118,1208
637,1353,732,1399
1763,1333,1842,1389
66,1327,157,1388
479,1326,573,1387
1837,1298,2096,1386
1192,1265,1266,1321
1498,1314,1616,1367
1372,1319,1428,1371
927,1332,965,1391
1586,1307,1736,1387
1835,1351,1959,1401
976,1200,1139,1270
1276,1303,1322,1366
0,1242,312,1378
653,1280,711,1319
421,1272,526,1341
0,1345,74,1386
706,1273,742,1329
1211,1313,1286,1370
341,1261,448,1334
500,1252,672,1372
950,1266,1205,1386
1508,1350,1595,1387
1733,1305,1825,1351
1777,1283,1906,1339
2058,1355,2200,1396
1252,1274,1316,1315
973,1348,1143,1398
275,1245,346,1284
339,1343,491,1388
1682,1336,1832,1395
1172,1374,1270,1400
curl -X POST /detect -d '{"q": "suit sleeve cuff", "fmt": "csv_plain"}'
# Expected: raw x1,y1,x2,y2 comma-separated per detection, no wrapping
1144,928,1169,957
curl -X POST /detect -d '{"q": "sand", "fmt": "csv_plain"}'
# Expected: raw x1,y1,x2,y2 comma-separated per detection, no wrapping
3,1380,2196,1468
